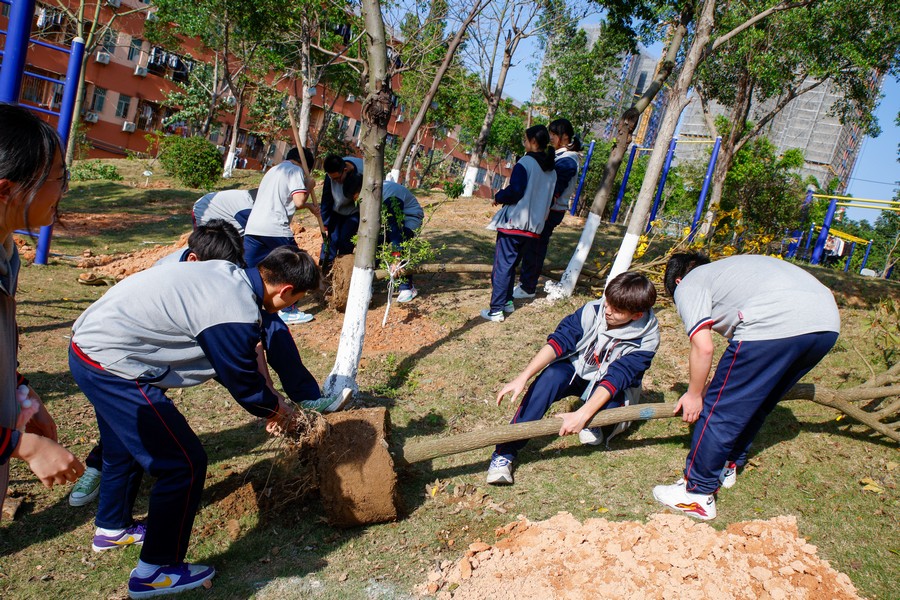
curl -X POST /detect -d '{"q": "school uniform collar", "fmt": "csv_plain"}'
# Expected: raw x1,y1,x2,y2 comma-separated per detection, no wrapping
243,267,266,309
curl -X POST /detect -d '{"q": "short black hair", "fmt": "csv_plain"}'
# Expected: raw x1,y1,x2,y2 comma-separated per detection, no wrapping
605,271,657,313
323,154,346,174
664,252,711,296
342,172,363,199
258,246,321,292
187,219,245,266
285,147,315,169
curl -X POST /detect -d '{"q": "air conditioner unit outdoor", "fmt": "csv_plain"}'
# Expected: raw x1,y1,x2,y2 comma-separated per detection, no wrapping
225,96,237,107
106,0,121,7
84,112,100,123
145,11,158,22
216,145,227,153
396,114,404,123
504,162,512,169
122,121,137,133
134,65,148,77
346,94,356,103
95,52,111,64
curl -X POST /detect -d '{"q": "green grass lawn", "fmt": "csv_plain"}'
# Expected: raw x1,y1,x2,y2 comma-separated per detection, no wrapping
2,161,898,599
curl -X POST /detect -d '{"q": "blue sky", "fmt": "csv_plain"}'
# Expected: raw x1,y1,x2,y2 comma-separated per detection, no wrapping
502,32,899,226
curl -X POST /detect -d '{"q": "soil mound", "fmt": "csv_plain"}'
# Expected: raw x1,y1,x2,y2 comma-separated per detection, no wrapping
420,512,862,599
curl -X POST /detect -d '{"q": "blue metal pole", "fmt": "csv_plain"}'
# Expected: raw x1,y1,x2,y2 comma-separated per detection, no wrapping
843,242,856,272
810,198,837,265
610,144,637,223
805,222,815,252
860,240,873,271
689,136,722,241
0,0,37,103
569,140,595,216
34,37,85,266
786,230,802,258
647,138,677,233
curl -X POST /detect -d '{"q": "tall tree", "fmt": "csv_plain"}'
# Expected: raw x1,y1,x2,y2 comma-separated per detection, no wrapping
161,58,230,137
694,0,900,233
388,0,488,183
46,1,152,164
150,0,281,177
460,0,570,197
322,0,392,395
534,18,624,136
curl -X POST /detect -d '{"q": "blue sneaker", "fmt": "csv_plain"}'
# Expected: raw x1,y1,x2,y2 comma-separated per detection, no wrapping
278,306,314,325
128,563,215,598
300,388,353,413
92,522,146,552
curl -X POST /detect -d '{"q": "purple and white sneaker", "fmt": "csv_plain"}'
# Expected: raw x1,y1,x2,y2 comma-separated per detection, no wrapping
92,522,146,552
128,563,215,598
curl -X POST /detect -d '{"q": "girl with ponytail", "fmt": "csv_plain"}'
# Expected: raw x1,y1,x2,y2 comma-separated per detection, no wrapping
514,118,582,299
481,124,557,322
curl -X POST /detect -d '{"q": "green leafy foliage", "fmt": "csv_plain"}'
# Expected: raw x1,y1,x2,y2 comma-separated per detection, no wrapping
246,84,292,146
70,160,123,182
162,62,228,136
442,179,464,199
158,136,223,189
535,23,626,136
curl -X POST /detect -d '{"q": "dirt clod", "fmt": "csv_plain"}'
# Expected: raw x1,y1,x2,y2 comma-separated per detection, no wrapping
420,512,863,599
317,408,400,527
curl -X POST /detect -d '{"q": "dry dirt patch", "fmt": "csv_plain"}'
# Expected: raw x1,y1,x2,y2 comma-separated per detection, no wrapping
421,512,861,599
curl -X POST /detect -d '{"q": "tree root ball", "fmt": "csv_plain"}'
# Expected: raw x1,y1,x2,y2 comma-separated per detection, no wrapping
317,408,401,527
328,255,356,312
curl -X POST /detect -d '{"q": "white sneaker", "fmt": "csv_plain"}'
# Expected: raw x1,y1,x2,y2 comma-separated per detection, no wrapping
480,309,505,322
69,466,102,506
719,462,737,489
503,300,515,314
486,454,514,485
397,287,418,303
512,285,535,299
652,479,717,521
301,388,353,413
578,427,604,446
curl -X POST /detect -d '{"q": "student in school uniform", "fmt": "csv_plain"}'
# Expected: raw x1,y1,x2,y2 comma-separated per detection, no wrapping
69,247,321,597
69,224,348,509
481,124,556,322
191,188,257,236
243,147,319,325
342,175,425,303
319,154,364,268
515,118,582,300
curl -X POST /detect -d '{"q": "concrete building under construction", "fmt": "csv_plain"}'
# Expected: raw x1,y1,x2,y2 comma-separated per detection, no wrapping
674,79,869,193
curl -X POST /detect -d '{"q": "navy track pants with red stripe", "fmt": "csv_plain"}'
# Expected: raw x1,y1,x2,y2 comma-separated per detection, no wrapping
684,331,838,495
69,345,207,565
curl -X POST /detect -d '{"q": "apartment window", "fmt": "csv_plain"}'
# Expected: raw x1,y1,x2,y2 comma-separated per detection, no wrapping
2,4,10,17
90,87,107,112
100,29,118,54
475,167,487,185
491,173,505,190
340,115,350,134
115,93,131,118
128,38,143,61
352,121,361,138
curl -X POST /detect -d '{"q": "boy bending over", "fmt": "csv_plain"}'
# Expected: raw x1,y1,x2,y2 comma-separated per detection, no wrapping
488,271,659,485
69,247,318,598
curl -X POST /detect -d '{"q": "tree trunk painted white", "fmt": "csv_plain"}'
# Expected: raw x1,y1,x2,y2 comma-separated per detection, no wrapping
322,266,374,394
545,212,603,300
606,0,716,285
297,85,313,148
222,99,243,178
541,9,692,300
323,0,390,395
462,164,480,197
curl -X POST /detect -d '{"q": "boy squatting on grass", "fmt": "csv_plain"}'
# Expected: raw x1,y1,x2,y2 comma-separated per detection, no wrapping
68,246,319,598
342,174,425,303
487,272,660,485
653,253,839,521
69,222,349,508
